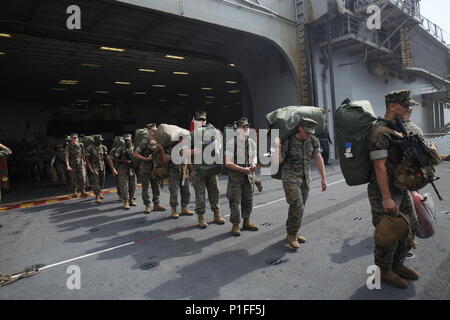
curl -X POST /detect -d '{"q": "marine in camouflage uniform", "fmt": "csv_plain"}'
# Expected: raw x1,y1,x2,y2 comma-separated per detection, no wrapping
133,123,166,214
188,111,225,229
51,144,67,185
85,135,117,203
225,118,259,236
159,138,194,219
109,146,122,201
0,143,12,204
114,134,137,209
278,118,327,249
403,107,424,138
368,90,420,289
64,133,89,197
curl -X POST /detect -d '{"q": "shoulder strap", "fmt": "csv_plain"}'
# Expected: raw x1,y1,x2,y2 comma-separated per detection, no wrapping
371,126,403,139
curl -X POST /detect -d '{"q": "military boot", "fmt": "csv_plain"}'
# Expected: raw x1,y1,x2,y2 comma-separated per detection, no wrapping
213,210,225,225
171,207,180,219
198,214,208,229
231,224,241,237
99,194,105,200
153,203,166,212
123,200,130,210
80,190,89,197
380,270,409,288
181,207,194,216
392,265,420,280
242,218,259,231
95,195,102,204
287,234,300,249
255,179,263,192
297,235,306,244
144,205,152,214
129,199,137,206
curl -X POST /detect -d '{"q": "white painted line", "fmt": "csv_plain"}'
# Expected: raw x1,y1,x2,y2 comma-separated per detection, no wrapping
33,178,347,273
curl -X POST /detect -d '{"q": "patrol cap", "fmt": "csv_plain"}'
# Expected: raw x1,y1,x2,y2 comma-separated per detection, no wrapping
385,90,419,107
123,133,132,140
194,111,207,121
236,117,250,128
146,123,157,130
94,135,104,141
300,118,318,134
70,133,78,138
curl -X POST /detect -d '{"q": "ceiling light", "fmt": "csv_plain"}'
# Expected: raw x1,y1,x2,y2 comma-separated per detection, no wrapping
0,33,12,38
177,93,189,97
201,87,213,91
204,102,213,104
81,63,101,67
139,68,156,72
228,90,240,94
77,99,90,102
101,104,112,106
152,84,166,88
158,99,168,102
206,96,215,99
59,80,78,85
165,55,185,60
173,72,189,75
226,81,237,84
50,88,67,91
95,91,109,94
229,64,236,67
0,52,5,55
134,92,147,95
115,81,131,85
100,46,124,52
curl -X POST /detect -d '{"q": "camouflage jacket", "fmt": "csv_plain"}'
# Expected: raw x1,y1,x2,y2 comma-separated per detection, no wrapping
280,134,321,182
113,146,135,171
135,138,158,171
368,118,404,190
225,136,257,169
86,144,108,171
64,143,85,168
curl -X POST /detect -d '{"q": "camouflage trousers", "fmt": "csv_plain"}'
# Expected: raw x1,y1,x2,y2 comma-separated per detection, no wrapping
168,167,190,208
90,169,105,196
227,171,253,225
282,176,310,236
70,165,87,194
55,164,67,184
118,167,136,201
367,183,418,272
139,168,160,205
191,170,219,215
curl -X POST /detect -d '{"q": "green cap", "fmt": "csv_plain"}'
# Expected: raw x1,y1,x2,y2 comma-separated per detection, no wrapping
300,118,318,134
94,135,104,141
194,111,207,121
235,117,250,128
385,90,419,107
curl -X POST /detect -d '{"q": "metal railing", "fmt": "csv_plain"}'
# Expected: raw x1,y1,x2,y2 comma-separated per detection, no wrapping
424,133,450,158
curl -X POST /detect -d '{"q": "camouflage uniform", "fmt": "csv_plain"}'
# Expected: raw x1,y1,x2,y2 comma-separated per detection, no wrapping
404,120,424,138
166,146,191,208
0,144,12,204
191,167,220,215
85,141,108,196
64,142,87,194
226,135,258,225
368,90,419,273
281,122,321,237
114,143,136,201
109,147,122,199
135,138,160,206
368,117,418,272
53,148,67,184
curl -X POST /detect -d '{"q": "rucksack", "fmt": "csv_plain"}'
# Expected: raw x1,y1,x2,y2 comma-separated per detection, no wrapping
266,106,326,141
134,128,148,147
191,124,224,177
79,135,95,150
335,98,378,186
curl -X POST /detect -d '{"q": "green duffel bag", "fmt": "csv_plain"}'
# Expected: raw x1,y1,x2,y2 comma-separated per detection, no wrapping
191,124,225,177
335,98,377,186
135,128,148,146
265,106,326,142
112,136,125,149
79,135,95,149
156,124,190,148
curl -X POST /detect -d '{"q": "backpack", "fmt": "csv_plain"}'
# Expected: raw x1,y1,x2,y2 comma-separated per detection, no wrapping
191,124,224,177
79,135,95,150
266,106,326,141
134,128,148,147
335,98,378,186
